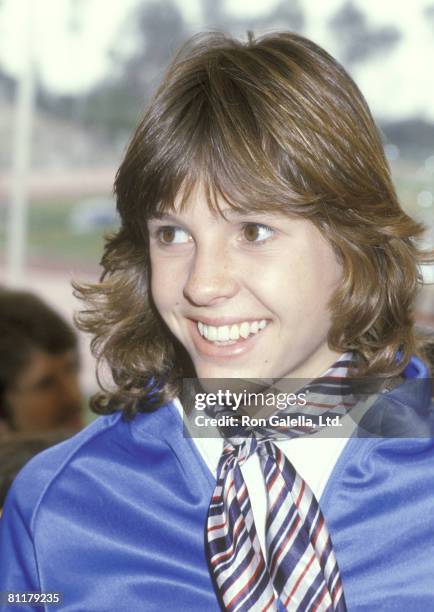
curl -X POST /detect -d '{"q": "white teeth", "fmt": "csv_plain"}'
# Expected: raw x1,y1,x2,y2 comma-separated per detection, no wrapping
217,325,230,341
239,322,250,339
196,319,268,342
230,324,240,340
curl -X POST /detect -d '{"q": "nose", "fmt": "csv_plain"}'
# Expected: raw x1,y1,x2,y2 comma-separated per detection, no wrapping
183,243,240,307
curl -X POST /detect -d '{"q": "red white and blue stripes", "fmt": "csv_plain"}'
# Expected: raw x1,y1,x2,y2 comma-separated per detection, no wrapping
206,437,347,611
206,354,354,611
206,353,358,441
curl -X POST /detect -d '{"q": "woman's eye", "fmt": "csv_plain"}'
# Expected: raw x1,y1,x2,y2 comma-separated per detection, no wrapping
242,223,274,243
157,226,191,244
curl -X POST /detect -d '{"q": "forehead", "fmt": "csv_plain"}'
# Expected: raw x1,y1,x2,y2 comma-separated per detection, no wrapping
151,180,283,222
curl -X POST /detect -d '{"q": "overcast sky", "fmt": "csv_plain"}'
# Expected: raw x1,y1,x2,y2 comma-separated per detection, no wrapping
0,0,434,121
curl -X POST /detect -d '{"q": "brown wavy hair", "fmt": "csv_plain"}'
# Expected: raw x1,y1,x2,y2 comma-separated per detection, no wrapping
75,31,434,418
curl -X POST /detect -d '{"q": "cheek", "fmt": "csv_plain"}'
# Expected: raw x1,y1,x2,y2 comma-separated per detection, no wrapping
149,259,189,340
9,394,48,429
149,257,179,313
298,236,342,300
301,258,342,336
266,246,341,328
30,399,56,425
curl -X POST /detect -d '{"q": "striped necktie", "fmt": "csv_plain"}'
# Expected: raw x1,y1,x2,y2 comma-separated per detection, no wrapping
206,354,354,611
207,436,347,611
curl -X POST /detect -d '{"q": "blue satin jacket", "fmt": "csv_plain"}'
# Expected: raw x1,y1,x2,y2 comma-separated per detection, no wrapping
0,356,433,611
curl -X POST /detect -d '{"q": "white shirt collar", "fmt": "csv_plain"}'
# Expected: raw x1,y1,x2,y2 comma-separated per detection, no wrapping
173,393,374,497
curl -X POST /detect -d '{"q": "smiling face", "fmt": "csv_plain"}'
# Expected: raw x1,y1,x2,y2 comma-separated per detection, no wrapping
148,185,343,382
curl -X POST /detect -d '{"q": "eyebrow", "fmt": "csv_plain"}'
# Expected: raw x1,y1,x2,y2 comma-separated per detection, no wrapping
147,213,179,222
147,209,272,223
222,209,269,219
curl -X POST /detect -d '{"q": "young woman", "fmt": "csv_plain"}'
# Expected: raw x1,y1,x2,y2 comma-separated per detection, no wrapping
1,31,433,611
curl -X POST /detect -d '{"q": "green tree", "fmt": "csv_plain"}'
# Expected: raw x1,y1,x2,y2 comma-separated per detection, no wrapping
80,0,188,139
201,0,304,36
328,1,401,66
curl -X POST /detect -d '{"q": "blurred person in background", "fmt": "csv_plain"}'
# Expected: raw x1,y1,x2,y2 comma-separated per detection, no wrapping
0,288,84,433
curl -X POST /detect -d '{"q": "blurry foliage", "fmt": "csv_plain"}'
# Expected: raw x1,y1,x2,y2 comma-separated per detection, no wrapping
36,0,305,143
6,0,434,163
66,0,86,34
82,0,304,139
33,0,186,143
382,119,434,160
53,0,188,141
425,4,434,19
328,1,401,65
0,69,15,102
201,0,304,34
425,4,434,33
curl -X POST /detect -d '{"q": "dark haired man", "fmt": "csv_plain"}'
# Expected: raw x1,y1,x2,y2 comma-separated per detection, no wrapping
0,288,83,433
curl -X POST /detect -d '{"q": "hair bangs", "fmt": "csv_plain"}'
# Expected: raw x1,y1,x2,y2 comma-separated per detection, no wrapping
153,72,322,221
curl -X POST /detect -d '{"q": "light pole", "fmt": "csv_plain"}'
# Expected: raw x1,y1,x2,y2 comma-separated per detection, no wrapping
6,0,35,284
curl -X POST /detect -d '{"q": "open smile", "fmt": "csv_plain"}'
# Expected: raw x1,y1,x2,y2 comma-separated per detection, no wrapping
198,318,267,342
187,317,270,359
